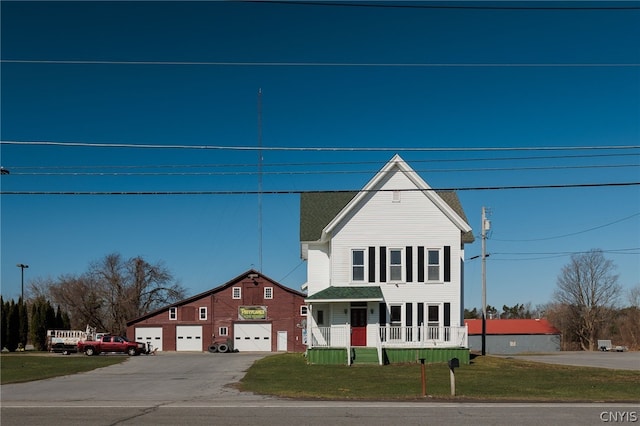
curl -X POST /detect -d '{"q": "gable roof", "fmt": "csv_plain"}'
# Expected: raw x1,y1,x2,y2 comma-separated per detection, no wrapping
300,155,474,244
465,319,561,335
305,286,384,302
127,269,306,326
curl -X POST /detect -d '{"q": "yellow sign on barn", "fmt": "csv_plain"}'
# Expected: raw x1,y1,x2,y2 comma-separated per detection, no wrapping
238,306,267,320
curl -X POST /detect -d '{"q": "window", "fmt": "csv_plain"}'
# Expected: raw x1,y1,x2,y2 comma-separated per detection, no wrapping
427,249,440,281
392,190,401,203
232,287,241,299
219,327,228,336
169,307,177,320
352,249,365,281
316,310,324,326
199,307,207,320
264,287,273,299
300,306,308,316
389,248,403,281
390,305,402,326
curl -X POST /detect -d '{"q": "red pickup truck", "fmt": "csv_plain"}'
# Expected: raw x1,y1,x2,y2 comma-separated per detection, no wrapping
78,335,147,356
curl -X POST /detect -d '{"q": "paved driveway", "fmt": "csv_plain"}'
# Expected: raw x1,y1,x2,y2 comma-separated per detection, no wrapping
504,351,640,371
1,352,273,405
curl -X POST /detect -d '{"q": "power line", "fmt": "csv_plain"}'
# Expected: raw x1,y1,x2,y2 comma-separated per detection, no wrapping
1,182,638,196
239,1,640,11
4,152,638,171
492,212,640,242
6,164,638,176
1,59,638,67
2,140,638,152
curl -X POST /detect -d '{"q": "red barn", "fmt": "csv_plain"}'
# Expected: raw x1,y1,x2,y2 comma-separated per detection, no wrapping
126,269,307,353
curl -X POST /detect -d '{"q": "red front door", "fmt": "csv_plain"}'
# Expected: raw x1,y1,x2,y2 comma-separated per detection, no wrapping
350,308,367,346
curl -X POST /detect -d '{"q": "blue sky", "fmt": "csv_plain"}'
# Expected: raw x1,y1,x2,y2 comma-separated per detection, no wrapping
1,1,639,312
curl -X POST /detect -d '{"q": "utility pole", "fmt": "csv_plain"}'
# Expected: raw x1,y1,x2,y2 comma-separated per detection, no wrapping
16,263,29,302
481,207,490,356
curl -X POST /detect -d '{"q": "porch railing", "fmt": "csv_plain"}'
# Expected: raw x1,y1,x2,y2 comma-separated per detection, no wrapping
308,325,467,349
379,325,467,348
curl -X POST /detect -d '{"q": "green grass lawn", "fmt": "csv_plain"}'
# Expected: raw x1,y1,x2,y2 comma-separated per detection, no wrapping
238,353,640,402
1,353,126,384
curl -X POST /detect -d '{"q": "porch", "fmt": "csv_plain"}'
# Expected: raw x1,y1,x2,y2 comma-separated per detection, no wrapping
306,324,469,365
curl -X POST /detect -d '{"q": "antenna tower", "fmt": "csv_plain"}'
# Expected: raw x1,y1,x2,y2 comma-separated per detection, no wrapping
257,88,263,272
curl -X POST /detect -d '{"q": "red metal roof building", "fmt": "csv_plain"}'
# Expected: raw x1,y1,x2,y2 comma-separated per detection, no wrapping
464,319,561,354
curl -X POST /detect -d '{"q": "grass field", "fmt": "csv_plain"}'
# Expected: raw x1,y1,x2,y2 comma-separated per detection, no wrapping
238,353,640,402
0,353,126,384
2,352,638,402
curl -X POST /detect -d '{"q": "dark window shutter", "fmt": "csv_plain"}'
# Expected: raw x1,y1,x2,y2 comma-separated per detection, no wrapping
368,246,376,283
405,246,413,282
379,303,386,325
417,246,425,282
444,246,451,282
379,246,386,282
406,303,413,326
444,303,451,327
417,303,424,326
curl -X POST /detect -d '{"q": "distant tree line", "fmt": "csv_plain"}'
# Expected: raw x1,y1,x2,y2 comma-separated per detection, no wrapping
464,250,639,351
1,253,186,351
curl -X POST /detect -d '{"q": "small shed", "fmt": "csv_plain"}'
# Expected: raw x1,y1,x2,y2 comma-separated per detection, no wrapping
465,319,561,354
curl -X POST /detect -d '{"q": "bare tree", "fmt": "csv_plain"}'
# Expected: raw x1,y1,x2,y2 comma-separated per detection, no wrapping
44,253,186,334
554,249,621,351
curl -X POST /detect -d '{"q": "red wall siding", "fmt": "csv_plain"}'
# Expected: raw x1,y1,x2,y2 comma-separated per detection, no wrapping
127,273,306,352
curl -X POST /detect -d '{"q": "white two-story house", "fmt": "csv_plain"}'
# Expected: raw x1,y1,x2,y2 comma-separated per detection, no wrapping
301,154,474,365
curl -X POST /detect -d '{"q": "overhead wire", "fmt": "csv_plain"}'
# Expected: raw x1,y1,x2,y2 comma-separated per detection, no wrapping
2,140,639,152
5,163,638,176
1,182,638,196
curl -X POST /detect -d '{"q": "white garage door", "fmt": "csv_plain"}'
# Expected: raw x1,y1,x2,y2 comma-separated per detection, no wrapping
135,327,163,352
176,325,203,351
234,323,272,352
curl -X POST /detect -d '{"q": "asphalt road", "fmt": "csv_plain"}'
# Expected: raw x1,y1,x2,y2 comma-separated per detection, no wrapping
506,351,640,371
1,351,638,425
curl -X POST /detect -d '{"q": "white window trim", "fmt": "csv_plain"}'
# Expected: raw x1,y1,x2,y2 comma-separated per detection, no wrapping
169,307,177,321
232,287,241,299
219,326,229,336
388,247,404,282
199,307,207,321
264,287,273,299
300,305,308,316
426,248,442,282
351,248,366,282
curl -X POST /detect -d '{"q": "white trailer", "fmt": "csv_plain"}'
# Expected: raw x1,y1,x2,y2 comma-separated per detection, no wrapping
47,326,98,353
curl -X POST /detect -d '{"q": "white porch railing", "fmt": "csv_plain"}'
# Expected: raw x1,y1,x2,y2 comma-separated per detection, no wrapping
308,325,467,349
310,325,350,348
379,325,468,348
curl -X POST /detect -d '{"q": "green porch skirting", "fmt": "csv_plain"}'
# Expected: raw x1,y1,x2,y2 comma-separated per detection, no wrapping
306,347,469,365
384,348,469,365
306,348,349,365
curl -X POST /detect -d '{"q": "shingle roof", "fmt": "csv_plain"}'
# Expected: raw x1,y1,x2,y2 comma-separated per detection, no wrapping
465,319,561,335
300,190,475,244
305,286,383,302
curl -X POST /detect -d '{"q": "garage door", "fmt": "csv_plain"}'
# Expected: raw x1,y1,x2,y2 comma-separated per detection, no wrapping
176,325,203,351
135,327,163,352
234,323,272,352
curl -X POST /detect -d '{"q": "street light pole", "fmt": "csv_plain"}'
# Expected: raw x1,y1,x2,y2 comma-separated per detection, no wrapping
16,263,29,302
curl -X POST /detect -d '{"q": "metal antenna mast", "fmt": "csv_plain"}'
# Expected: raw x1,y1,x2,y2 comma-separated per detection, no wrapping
257,88,263,272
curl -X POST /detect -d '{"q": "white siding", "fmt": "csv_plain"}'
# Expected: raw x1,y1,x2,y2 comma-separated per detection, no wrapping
306,242,331,295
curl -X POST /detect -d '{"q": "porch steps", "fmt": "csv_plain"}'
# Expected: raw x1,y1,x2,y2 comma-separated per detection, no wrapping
351,347,379,365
